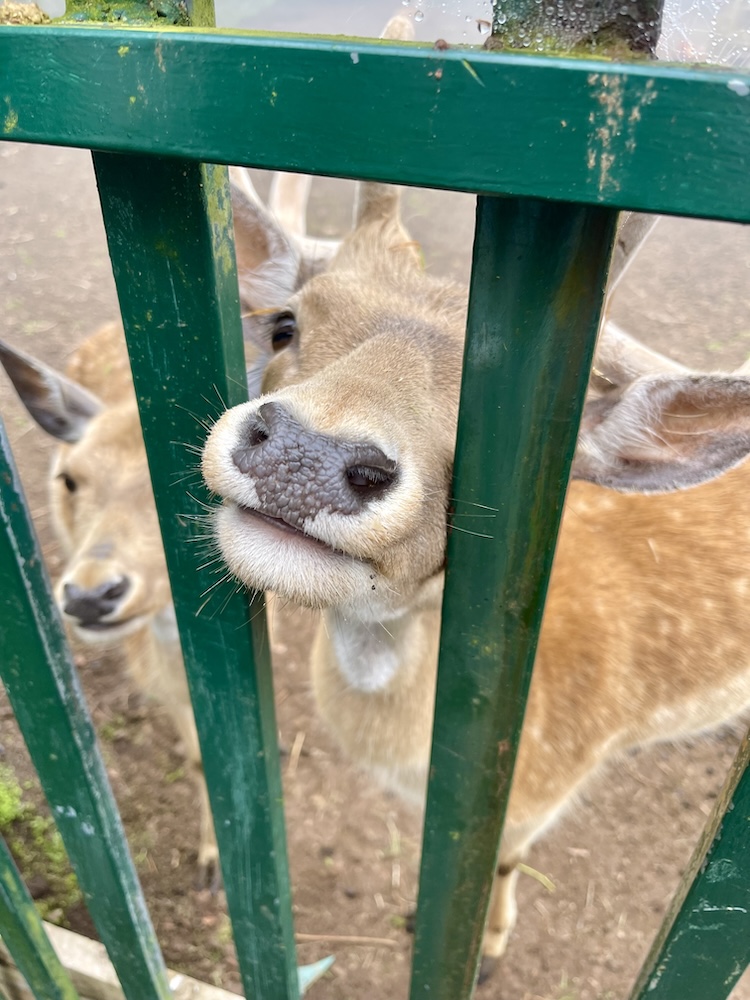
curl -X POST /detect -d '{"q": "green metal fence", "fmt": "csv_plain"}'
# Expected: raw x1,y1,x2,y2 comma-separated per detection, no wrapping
0,2,749,999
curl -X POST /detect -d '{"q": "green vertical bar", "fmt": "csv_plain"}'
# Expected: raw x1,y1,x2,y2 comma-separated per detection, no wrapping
0,835,79,1000
92,153,298,1000
0,420,171,1000
409,196,617,999
629,732,750,1000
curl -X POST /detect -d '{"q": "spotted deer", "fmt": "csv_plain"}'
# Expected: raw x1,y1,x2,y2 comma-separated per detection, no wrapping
0,167,336,884
202,172,750,976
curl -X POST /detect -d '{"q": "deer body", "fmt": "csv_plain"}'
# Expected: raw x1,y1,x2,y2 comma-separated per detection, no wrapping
202,176,750,972
313,466,750,804
0,320,218,870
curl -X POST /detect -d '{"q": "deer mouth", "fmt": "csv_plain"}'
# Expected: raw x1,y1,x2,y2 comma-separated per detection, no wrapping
236,504,346,556
76,618,136,633
66,613,151,645
216,501,380,609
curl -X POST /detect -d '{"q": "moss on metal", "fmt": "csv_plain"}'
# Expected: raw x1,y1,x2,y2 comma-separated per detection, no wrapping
487,0,664,56
0,766,83,924
61,0,188,25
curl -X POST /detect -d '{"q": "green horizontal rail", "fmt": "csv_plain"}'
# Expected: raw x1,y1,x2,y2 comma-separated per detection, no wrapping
410,196,617,999
0,421,171,1000
0,25,748,222
629,732,750,1000
0,835,79,1000
92,152,298,1000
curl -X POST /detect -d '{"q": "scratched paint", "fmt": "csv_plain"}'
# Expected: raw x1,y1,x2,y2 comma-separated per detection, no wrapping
93,152,299,998
631,731,750,999
0,419,172,1000
586,72,658,199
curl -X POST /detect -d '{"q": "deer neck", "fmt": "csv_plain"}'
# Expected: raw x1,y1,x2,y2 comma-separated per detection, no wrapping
325,608,412,693
121,603,187,705
312,583,444,804
323,572,444,694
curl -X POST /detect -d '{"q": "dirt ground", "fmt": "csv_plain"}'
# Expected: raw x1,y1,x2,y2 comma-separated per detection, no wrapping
2,141,750,1000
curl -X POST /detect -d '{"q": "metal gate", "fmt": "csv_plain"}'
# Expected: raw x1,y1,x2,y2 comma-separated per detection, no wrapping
0,2,749,998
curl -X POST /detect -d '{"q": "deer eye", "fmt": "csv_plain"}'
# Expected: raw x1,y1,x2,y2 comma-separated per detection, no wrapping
57,472,78,494
270,312,297,353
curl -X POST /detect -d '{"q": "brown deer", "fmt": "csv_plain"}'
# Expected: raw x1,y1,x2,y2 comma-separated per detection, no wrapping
0,167,336,885
202,173,750,977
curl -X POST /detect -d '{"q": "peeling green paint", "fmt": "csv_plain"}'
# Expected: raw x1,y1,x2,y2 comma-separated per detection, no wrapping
1,27,745,220
461,60,485,87
93,152,297,998
0,421,172,999
3,101,17,134
631,731,750,999
586,71,658,199
411,197,617,1000
205,162,238,280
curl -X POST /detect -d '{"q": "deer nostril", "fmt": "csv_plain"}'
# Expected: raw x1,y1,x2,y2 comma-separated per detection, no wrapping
246,422,269,448
345,448,398,498
246,406,273,446
232,403,275,476
100,578,129,602
232,410,271,474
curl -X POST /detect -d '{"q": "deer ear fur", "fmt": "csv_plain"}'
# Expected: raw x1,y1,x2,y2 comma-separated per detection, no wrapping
229,171,301,323
0,339,103,444
573,374,750,493
229,168,339,368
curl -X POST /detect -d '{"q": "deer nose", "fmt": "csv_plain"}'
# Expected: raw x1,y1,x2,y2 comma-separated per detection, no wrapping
62,578,130,626
231,401,398,525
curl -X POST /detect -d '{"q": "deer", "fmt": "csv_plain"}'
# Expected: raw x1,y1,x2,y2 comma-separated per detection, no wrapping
201,167,750,978
0,167,337,887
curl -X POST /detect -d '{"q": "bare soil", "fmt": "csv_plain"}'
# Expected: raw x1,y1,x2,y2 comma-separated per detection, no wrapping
1,142,750,1000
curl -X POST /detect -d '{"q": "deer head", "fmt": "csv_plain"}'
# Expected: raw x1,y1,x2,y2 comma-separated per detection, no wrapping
203,193,750,624
0,169,335,645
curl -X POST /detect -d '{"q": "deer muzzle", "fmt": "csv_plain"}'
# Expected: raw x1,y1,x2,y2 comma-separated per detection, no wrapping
230,401,398,527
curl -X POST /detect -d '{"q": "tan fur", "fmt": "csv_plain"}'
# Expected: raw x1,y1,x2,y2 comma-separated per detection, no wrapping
47,322,218,870
1,168,337,879
202,179,750,972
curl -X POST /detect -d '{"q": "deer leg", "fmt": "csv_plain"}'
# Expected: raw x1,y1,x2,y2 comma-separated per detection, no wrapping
192,760,221,892
478,855,524,983
173,711,219,889
478,806,562,984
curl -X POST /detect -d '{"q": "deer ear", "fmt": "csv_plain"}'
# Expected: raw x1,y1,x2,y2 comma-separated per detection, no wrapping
0,339,103,443
573,374,750,493
229,167,302,319
229,168,339,375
